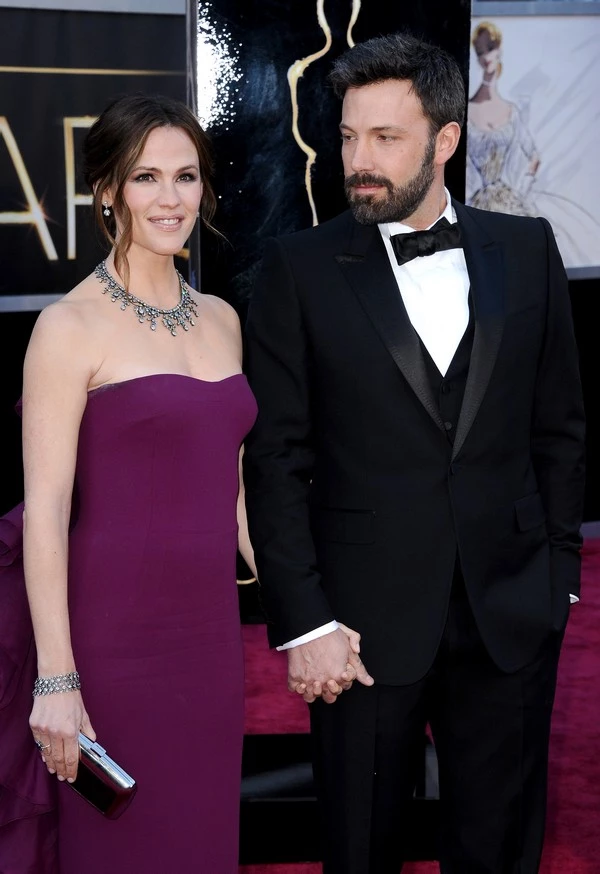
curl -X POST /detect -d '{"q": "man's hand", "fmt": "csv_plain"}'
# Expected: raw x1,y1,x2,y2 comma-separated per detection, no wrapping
287,628,350,703
288,625,374,704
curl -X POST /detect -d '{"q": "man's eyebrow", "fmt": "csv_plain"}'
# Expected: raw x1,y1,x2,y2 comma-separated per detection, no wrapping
339,123,408,133
370,125,407,133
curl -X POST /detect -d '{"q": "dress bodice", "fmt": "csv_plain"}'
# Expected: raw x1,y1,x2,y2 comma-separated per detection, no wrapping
72,373,257,535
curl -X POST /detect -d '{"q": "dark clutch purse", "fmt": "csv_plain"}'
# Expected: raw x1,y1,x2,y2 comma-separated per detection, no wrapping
70,733,137,819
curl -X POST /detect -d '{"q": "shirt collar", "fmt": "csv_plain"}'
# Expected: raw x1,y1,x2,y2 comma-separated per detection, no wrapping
379,187,456,240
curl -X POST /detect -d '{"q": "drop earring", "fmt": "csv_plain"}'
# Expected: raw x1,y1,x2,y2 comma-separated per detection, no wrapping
103,202,111,217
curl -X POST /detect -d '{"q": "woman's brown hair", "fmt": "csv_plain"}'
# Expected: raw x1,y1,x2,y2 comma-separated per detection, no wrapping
82,92,217,285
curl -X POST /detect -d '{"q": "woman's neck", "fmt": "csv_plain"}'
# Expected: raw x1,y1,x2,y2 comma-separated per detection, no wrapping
106,248,180,307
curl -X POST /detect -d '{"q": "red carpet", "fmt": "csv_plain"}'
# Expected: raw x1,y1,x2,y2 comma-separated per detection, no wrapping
240,540,600,873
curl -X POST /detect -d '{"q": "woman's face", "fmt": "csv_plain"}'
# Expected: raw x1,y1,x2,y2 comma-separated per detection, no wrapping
474,32,501,77
112,125,203,257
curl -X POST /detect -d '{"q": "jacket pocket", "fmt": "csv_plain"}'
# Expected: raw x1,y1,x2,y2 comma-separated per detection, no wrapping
514,492,546,532
315,508,375,544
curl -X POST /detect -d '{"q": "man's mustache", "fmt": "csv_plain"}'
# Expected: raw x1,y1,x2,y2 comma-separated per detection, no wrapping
345,173,394,193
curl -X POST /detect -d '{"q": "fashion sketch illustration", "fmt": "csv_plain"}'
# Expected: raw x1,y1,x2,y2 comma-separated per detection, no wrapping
466,18,600,271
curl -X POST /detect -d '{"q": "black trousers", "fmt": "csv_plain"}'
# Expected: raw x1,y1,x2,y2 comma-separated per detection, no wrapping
309,576,564,874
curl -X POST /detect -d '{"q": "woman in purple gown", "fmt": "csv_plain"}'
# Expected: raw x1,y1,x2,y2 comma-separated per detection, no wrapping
0,94,257,873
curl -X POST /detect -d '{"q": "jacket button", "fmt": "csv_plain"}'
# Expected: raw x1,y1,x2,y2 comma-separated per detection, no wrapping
444,421,453,431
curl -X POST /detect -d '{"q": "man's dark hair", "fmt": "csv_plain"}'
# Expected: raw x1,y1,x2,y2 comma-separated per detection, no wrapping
328,32,466,133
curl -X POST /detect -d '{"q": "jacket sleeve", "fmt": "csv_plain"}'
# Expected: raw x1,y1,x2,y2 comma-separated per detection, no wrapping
531,217,586,600
243,237,335,646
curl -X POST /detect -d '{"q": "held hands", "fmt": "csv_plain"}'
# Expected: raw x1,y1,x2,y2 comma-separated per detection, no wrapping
287,623,374,705
30,691,96,782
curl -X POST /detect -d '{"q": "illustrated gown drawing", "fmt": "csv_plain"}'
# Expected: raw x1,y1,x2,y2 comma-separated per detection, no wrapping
466,102,600,268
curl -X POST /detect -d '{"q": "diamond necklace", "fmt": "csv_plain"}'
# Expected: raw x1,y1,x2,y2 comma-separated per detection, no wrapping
95,260,198,336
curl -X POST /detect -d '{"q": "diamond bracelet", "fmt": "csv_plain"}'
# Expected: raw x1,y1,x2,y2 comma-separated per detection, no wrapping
32,671,81,697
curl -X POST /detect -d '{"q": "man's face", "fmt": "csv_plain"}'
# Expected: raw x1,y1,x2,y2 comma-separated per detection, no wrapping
341,79,438,225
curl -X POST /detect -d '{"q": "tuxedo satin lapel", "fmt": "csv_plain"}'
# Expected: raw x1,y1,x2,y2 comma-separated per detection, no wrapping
452,202,505,461
336,220,445,431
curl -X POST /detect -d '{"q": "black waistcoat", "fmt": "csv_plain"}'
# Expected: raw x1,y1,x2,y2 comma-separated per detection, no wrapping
419,296,475,447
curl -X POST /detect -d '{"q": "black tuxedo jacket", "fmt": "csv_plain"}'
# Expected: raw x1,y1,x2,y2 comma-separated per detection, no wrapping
243,201,585,685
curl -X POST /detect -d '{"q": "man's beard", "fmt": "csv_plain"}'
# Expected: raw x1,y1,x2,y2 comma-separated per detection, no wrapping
344,135,436,225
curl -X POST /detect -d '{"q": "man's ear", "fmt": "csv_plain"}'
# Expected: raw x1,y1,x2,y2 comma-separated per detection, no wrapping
435,122,461,166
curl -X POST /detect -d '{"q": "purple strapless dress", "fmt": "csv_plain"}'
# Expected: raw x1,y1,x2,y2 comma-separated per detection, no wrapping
0,373,257,874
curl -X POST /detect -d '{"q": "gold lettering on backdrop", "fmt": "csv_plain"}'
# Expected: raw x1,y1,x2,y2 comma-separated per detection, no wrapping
0,66,181,77
0,116,59,260
64,117,96,260
287,1,362,226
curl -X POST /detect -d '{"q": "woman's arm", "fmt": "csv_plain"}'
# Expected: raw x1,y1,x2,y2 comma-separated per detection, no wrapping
205,294,259,581
22,299,97,781
237,446,257,580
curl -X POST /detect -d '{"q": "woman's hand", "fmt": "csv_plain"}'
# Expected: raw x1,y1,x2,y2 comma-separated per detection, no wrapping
30,691,96,783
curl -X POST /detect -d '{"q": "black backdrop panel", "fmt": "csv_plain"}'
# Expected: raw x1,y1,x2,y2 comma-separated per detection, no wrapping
196,0,471,313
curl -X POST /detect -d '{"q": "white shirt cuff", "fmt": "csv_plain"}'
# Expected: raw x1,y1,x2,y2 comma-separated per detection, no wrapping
569,594,579,604
276,620,340,650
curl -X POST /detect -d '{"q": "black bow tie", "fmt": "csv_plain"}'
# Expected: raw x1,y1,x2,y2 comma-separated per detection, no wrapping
390,217,462,266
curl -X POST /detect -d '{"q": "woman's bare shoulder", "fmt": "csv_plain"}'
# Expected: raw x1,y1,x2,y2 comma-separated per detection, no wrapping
37,270,110,324
26,271,108,370
196,291,241,329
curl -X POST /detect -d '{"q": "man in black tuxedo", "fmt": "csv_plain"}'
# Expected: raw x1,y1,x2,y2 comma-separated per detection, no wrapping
243,32,585,874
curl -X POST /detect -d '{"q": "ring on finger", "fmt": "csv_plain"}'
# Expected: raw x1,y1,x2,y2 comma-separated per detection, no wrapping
35,739,51,752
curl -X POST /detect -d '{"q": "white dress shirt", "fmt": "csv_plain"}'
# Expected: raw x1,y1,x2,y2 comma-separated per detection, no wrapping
379,191,470,376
